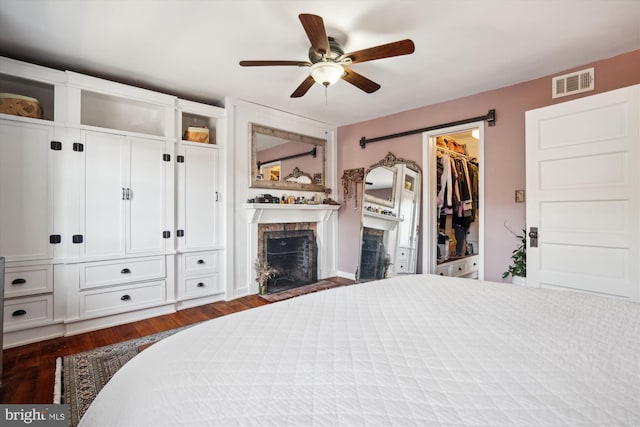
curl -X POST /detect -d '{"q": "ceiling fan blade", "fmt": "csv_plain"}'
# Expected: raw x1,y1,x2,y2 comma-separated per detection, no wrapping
342,68,381,93
341,39,415,64
290,75,316,98
299,13,329,55
239,60,310,67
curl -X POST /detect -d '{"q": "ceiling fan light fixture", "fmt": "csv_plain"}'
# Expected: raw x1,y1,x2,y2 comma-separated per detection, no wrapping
310,61,343,87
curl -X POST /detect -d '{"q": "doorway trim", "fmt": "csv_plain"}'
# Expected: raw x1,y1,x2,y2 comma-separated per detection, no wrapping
422,121,485,279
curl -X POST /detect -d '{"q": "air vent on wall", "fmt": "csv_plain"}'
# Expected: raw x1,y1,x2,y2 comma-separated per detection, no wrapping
552,67,594,98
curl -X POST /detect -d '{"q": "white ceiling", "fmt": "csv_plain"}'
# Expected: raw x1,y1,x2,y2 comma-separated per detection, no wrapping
1,0,639,126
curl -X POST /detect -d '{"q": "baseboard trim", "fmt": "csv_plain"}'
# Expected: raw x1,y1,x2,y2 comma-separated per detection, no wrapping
337,270,356,281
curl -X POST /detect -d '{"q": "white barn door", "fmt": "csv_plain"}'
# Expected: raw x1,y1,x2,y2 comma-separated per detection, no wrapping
525,84,640,301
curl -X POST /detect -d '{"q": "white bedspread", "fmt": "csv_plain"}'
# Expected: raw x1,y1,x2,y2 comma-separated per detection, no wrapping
80,274,640,426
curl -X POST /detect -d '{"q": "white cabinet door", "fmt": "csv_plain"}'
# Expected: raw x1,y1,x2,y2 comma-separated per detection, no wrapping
80,131,126,258
526,84,640,301
80,131,166,258
176,144,219,250
0,120,54,261
127,137,166,254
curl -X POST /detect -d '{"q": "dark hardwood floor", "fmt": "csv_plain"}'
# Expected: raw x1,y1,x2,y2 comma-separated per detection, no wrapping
1,277,354,405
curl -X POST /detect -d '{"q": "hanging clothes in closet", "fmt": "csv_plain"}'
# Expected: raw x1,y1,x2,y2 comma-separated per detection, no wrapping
436,142,479,258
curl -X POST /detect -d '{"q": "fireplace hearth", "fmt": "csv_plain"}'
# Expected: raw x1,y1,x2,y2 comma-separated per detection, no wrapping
360,227,386,280
261,225,318,294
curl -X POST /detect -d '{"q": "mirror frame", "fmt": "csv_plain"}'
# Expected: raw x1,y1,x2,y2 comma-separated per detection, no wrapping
357,152,422,282
251,123,327,192
363,166,398,208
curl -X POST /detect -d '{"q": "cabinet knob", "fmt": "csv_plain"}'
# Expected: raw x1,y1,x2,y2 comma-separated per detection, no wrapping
458,267,463,271
120,268,131,274
197,259,205,264
12,309,27,317
439,272,444,276
120,294,131,301
11,278,26,285
197,282,205,287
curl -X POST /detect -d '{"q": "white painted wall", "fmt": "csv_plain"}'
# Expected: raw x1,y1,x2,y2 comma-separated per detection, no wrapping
224,98,338,298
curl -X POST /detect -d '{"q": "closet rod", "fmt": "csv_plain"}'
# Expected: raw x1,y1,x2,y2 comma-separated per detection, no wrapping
359,109,495,149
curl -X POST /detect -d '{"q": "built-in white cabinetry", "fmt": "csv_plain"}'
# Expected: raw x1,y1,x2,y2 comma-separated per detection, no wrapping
176,144,219,250
78,131,169,258
1,56,227,347
0,59,67,348
175,100,226,308
0,120,58,262
436,255,479,279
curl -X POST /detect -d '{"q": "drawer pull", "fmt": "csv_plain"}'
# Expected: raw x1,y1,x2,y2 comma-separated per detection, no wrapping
197,259,205,264
197,282,205,287
12,309,27,317
11,278,26,285
120,268,131,274
120,294,131,301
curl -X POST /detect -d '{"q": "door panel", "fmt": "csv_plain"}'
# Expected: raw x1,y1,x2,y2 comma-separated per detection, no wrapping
180,145,218,249
0,121,54,261
526,85,639,300
81,131,126,257
127,137,165,253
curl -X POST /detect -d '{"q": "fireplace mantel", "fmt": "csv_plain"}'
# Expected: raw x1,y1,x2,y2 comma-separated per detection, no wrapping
362,211,403,231
243,203,340,224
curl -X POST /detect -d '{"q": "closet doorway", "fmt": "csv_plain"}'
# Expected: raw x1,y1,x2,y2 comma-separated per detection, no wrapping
422,122,484,279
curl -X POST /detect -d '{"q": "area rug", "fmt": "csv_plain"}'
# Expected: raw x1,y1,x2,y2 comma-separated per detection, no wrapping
55,324,194,427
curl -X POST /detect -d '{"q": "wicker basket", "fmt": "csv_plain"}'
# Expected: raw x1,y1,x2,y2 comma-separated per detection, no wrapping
0,93,43,119
183,126,210,143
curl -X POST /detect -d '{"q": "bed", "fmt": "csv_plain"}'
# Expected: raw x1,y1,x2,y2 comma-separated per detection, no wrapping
80,274,640,426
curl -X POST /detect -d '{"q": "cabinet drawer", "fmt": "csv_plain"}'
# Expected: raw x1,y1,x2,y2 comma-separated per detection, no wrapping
80,256,165,289
4,294,54,331
183,274,223,298
466,257,479,273
451,259,468,276
183,252,218,275
4,265,53,298
436,264,451,276
80,280,166,318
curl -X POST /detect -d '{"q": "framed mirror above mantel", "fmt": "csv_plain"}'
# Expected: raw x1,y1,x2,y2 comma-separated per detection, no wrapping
250,123,327,192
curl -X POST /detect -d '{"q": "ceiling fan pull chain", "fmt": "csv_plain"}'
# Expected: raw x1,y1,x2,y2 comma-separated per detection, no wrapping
325,85,328,106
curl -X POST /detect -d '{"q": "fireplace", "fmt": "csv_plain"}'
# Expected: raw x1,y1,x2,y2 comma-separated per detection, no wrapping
360,227,386,280
259,223,318,294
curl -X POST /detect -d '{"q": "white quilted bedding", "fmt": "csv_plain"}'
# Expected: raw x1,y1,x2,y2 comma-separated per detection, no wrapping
80,274,640,426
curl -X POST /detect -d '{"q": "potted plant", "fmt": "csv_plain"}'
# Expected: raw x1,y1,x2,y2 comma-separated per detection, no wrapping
502,229,526,286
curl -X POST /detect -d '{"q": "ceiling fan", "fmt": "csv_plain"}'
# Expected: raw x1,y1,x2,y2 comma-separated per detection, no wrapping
239,13,415,98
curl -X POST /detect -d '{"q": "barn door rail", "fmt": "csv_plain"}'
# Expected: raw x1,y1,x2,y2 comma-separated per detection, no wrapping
359,109,496,149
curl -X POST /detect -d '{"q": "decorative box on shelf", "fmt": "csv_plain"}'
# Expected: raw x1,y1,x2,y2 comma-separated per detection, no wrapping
0,93,44,119
183,126,210,143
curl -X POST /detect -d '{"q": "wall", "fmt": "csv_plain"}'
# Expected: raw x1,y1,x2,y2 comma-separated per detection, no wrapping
336,49,640,282
225,98,338,297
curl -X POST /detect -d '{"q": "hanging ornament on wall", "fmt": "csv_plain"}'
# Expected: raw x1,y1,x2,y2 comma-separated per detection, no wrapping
341,168,364,209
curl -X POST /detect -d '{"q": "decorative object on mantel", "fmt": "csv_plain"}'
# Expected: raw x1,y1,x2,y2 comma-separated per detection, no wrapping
341,168,364,209
255,257,277,295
